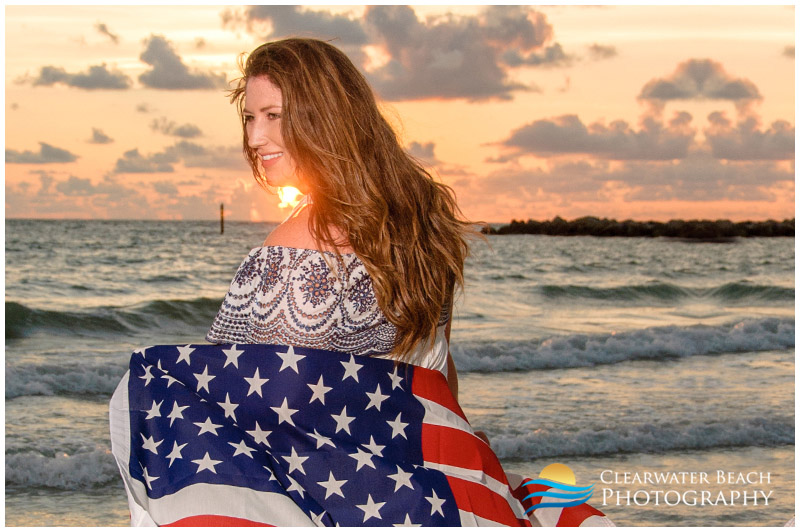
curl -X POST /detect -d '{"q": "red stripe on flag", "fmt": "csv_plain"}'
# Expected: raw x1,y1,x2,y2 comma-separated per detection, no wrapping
510,478,538,513
164,515,274,526
446,476,530,527
422,424,508,484
556,502,605,527
411,366,468,422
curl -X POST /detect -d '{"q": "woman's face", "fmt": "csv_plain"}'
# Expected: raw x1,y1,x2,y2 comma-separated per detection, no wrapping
244,76,303,191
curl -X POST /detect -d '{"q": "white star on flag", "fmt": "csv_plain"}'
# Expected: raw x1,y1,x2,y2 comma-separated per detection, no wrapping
388,366,404,390
145,399,163,419
394,513,421,527
229,439,256,458
356,494,385,522
307,375,332,405
193,365,215,393
331,405,355,434
340,354,363,382
387,412,409,439
282,447,309,475
348,447,376,471
141,433,163,455
271,397,298,426
388,465,414,492
246,421,272,447
161,372,180,388
311,510,327,526
222,344,244,368
142,466,159,490
363,435,385,456
192,452,222,474
308,429,335,449
176,344,194,365
166,441,187,467
217,393,239,421
318,471,347,499
275,345,305,373
167,401,189,427
244,367,269,397
286,475,305,498
365,383,389,411
140,364,154,386
194,417,223,436
426,489,446,517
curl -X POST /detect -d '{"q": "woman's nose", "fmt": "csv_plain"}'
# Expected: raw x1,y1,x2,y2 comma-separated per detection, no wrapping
247,121,265,149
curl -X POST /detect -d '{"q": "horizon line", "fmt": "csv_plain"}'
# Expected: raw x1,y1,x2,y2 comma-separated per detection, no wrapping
6,216,796,225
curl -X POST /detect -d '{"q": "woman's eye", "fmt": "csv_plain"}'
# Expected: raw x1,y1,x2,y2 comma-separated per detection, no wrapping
267,113,281,120
243,115,254,123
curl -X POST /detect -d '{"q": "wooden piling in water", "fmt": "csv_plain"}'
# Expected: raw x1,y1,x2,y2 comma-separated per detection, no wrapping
220,203,224,234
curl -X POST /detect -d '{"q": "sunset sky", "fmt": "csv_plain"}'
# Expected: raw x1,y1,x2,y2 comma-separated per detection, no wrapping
4,5,795,223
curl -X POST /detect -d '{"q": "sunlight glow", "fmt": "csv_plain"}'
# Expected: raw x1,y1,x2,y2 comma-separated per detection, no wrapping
277,187,302,209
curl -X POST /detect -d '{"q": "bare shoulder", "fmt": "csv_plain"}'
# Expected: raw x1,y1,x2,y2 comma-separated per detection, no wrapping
263,207,354,254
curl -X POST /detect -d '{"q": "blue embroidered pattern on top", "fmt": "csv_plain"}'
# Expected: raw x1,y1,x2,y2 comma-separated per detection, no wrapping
258,247,287,295
232,253,264,288
297,258,336,307
349,274,376,314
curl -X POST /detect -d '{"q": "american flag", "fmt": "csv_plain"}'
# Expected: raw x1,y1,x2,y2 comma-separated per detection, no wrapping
109,343,609,526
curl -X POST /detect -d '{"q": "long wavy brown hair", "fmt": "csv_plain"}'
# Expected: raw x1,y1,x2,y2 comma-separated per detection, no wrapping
229,38,479,363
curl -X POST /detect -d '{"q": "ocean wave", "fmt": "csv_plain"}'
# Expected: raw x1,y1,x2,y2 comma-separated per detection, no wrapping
708,282,795,302
7,317,793,398
5,298,220,339
490,416,795,460
452,317,795,372
5,448,119,489
539,282,793,303
5,361,128,399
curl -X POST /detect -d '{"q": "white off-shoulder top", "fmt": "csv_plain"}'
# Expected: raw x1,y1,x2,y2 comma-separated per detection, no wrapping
206,245,451,376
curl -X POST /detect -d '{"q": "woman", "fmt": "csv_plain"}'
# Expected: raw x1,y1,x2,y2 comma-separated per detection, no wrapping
206,38,477,402
111,38,611,526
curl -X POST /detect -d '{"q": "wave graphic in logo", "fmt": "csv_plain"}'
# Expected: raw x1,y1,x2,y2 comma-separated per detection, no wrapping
521,463,595,514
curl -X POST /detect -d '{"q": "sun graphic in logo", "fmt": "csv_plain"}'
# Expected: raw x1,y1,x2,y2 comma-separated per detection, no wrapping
539,463,577,486
521,463,595,514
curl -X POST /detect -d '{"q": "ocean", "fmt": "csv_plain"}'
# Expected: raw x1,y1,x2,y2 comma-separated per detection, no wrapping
5,219,795,526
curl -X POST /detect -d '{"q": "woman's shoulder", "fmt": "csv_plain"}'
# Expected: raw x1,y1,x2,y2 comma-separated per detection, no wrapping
262,204,355,255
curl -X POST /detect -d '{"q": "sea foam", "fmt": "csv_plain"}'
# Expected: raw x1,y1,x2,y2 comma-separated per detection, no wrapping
452,317,794,372
490,416,795,460
5,362,128,399
7,318,794,398
5,448,120,489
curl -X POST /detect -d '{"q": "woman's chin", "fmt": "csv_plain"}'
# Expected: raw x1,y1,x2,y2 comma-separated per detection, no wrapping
260,168,302,190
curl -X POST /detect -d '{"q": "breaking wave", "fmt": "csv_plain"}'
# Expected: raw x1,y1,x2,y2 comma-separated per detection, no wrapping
452,318,794,372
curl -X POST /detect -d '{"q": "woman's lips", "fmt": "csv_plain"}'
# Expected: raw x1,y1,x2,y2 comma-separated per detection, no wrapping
260,152,282,168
